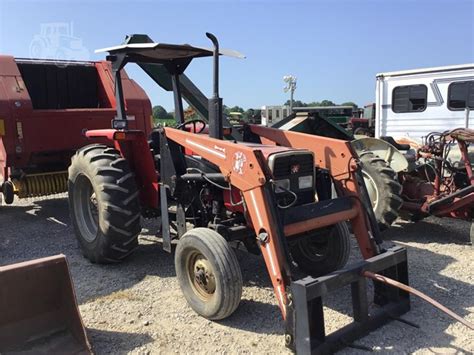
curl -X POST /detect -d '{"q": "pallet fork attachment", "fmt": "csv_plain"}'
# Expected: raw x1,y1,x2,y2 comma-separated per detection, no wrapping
286,246,410,353
0,255,91,354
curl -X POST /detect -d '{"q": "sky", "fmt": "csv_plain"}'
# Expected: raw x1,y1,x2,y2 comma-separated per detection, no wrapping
0,0,473,112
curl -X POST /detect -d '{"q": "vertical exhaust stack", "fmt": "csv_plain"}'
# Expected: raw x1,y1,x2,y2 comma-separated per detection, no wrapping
206,32,223,140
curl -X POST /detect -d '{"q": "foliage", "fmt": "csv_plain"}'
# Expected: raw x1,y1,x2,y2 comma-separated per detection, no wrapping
154,118,176,128
152,105,175,127
153,97,358,128
284,99,306,107
152,105,173,120
184,106,198,121
319,99,336,107
243,108,261,121
341,101,359,108
284,99,356,108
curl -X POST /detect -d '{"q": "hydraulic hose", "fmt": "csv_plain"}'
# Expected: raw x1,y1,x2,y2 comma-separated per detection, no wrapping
363,271,474,330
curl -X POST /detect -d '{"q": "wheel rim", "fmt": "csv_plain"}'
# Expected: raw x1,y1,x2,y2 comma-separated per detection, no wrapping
74,174,99,242
296,230,331,262
186,250,216,301
362,170,379,211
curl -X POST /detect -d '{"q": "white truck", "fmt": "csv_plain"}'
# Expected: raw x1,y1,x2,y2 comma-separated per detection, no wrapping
375,63,474,143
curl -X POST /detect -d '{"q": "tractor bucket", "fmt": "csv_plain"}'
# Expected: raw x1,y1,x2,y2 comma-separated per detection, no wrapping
0,254,91,354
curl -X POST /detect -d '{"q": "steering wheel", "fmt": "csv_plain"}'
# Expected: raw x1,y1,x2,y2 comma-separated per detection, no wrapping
176,119,207,134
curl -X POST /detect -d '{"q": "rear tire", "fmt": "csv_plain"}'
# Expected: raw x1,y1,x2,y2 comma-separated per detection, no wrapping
68,144,141,263
353,127,370,136
175,228,242,320
359,151,403,231
290,223,351,276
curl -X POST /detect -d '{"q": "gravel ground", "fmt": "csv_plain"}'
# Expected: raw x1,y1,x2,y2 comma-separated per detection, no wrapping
1,195,473,354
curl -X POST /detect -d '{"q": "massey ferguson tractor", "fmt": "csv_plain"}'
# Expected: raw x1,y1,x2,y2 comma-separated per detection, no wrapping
67,33,415,353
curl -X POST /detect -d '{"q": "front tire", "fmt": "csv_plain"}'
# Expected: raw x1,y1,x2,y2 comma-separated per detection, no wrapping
175,228,242,320
68,144,141,263
290,223,351,276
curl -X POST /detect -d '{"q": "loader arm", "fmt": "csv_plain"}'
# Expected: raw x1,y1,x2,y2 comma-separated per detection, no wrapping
249,124,380,259
163,127,292,316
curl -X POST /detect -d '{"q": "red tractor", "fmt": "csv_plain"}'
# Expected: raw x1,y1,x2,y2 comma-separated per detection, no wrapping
68,33,410,353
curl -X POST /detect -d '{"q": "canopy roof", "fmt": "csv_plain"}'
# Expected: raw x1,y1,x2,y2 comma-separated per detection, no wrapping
95,42,244,64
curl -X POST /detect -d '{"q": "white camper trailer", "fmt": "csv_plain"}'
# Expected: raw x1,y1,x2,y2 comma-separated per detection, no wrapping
375,64,474,143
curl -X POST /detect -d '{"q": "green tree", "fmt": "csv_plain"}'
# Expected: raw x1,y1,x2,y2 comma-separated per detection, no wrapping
284,99,306,107
184,106,198,121
152,105,170,120
319,100,336,107
228,106,245,113
152,105,175,127
243,108,262,122
341,101,359,108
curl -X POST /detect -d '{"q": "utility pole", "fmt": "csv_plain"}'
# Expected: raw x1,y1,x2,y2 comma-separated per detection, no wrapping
283,75,297,114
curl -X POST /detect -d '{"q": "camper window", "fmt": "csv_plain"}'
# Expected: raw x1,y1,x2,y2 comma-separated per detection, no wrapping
392,85,427,113
448,81,474,110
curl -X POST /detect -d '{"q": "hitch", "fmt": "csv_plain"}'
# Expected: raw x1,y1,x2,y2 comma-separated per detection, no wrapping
286,246,410,354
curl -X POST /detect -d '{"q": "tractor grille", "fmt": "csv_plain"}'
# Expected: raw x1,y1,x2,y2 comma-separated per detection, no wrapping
268,151,315,206
271,153,314,179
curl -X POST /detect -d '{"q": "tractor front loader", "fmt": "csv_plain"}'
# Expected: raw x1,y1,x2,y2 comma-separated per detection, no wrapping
68,33,411,353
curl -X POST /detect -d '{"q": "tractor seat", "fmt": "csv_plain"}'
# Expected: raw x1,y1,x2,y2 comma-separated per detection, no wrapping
149,129,220,174
380,136,411,151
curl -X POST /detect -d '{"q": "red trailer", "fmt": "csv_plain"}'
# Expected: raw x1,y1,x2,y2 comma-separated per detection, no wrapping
0,56,152,203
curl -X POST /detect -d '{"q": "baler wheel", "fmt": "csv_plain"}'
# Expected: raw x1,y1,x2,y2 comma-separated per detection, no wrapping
2,181,14,205
68,144,141,263
175,228,242,320
289,222,351,277
359,151,403,231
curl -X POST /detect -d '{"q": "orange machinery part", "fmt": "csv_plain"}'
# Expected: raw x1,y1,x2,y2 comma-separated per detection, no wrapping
163,127,379,319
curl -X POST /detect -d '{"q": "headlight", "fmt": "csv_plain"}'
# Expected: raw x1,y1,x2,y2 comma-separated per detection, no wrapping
274,179,290,193
298,175,313,189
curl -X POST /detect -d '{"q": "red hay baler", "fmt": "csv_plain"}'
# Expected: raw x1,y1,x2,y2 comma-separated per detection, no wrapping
0,56,151,204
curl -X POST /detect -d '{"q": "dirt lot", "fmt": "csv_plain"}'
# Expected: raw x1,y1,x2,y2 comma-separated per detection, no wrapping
1,195,473,354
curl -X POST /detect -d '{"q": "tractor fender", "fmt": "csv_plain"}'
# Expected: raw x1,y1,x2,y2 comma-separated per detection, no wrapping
351,137,409,172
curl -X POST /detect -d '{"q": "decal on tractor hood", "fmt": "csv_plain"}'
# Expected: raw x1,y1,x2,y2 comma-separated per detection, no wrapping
185,139,226,159
233,151,247,175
